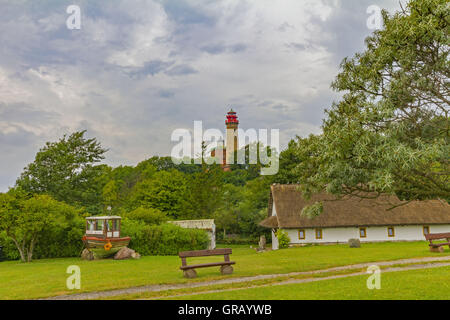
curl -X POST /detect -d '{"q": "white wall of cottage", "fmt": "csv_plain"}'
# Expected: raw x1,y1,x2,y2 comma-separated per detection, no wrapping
270,201,450,250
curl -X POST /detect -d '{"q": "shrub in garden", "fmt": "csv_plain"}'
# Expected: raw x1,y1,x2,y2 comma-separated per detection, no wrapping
121,219,209,255
0,192,83,262
276,229,291,249
0,214,85,261
125,207,167,225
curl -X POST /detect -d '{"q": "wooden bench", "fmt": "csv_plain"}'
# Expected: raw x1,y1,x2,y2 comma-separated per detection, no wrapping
425,232,450,253
179,248,235,278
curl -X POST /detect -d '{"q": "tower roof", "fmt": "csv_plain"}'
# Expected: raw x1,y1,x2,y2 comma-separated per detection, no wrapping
225,108,239,126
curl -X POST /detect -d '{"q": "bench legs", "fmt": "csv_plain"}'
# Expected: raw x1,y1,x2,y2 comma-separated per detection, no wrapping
183,265,234,278
183,269,197,279
430,246,444,253
220,265,234,275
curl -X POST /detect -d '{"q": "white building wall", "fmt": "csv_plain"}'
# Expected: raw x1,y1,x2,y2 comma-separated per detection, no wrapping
283,224,450,245
271,229,279,250
271,202,279,250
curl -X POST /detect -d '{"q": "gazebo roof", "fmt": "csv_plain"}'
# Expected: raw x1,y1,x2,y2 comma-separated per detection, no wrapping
85,216,122,220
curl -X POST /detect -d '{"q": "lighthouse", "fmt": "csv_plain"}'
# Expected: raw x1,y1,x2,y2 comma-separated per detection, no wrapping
225,109,239,167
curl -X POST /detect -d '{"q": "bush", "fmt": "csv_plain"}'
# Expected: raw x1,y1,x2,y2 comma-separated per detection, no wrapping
32,219,85,259
125,207,167,225
217,237,260,245
0,231,20,260
121,219,209,255
276,229,290,249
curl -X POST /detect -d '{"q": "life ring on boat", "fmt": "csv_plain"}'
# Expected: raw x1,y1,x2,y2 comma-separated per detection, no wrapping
104,242,112,251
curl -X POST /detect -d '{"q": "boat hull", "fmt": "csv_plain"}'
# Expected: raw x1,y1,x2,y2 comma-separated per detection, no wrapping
82,236,131,259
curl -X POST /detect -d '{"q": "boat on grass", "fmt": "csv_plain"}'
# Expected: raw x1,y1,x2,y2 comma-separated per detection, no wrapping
82,216,130,259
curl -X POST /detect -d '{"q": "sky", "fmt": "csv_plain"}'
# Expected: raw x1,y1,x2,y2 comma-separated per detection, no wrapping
0,0,405,192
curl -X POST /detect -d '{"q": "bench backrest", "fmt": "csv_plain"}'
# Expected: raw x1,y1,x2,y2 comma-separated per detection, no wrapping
425,232,450,241
179,248,232,258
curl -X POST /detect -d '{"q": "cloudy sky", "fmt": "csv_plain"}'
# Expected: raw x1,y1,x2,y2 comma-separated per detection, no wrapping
0,0,405,191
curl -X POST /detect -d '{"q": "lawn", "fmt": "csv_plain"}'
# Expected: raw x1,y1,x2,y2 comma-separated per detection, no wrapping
0,241,448,299
172,265,450,300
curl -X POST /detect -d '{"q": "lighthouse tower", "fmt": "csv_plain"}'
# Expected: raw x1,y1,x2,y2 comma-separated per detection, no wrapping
225,109,239,166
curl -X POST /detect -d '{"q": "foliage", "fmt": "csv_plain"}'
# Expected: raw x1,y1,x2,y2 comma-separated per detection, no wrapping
121,220,209,255
292,0,449,208
213,184,243,237
216,236,261,245
0,191,81,262
186,163,224,219
301,201,324,219
125,207,167,225
16,131,108,213
129,170,189,219
270,139,303,184
276,229,291,249
0,218,84,261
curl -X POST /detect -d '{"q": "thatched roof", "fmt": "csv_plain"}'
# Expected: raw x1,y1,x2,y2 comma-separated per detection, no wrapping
259,184,450,229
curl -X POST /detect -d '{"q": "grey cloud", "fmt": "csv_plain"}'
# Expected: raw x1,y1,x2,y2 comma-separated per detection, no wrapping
158,89,175,98
201,43,247,55
0,0,406,192
165,64,197,76
158,0,215,26
317,0,402,65
124,60,175,78
0,102,58,124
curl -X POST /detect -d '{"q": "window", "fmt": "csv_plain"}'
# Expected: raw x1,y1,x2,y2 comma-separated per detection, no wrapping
423,226,430,236
359,228,367,238
298,229,305,240
315,229,323,239
387,227,395,237
87,220,95,231
95,220,104,231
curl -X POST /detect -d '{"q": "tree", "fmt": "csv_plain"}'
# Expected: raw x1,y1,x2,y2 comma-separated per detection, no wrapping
0,191,79,262
186,162,224,219
16,131,108,211
102,180,119,210
213,183,243,238
292,0,449,216
237,178,272,237
129,169,189,219
125,207,167,225
270,138,303,184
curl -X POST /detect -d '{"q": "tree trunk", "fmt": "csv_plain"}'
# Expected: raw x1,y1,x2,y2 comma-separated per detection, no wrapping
27,236,36,262
9,236,26,262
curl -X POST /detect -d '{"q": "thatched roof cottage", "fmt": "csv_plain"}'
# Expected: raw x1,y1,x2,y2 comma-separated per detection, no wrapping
259,184,450,250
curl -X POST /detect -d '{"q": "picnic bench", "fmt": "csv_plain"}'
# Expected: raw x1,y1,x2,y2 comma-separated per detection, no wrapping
425,232,450,253
179,248,235,278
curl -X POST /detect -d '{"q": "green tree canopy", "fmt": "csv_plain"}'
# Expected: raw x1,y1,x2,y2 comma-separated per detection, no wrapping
129,169,189,219
292,0,449,217
0,190,80,262
16,131,108,212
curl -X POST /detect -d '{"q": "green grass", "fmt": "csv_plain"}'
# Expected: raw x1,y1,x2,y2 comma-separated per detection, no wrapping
0,241,448,299
172,266,450,300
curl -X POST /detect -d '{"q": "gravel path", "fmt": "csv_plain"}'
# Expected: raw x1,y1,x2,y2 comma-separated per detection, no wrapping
154,262,450,300
42,256,450,300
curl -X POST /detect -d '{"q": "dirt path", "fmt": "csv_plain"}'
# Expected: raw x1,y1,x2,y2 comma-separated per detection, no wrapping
154,262,450,300
42,256,450,300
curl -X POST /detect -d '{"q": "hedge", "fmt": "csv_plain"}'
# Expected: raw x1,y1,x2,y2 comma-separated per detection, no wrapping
0,218,209,260
0,218,85,261
121,219,209,255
